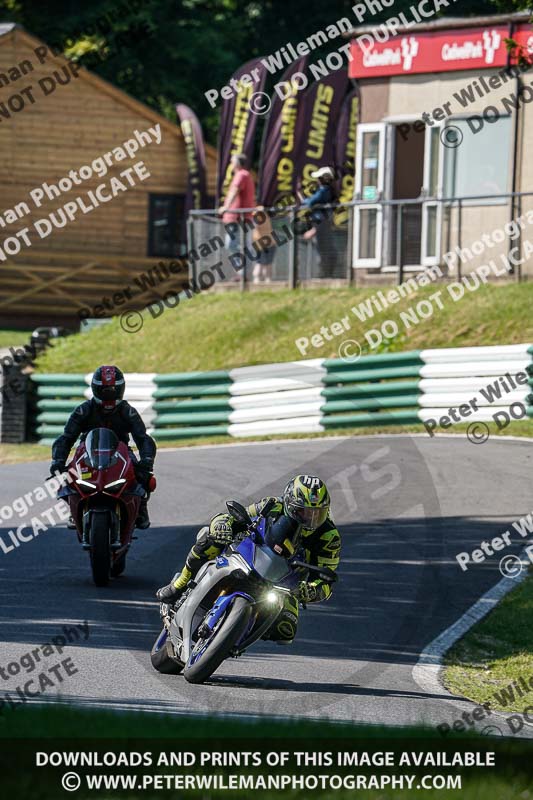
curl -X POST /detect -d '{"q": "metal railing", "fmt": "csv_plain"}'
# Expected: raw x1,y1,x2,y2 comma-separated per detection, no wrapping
373,190,533,284
187,204,352,290
187,190,533,289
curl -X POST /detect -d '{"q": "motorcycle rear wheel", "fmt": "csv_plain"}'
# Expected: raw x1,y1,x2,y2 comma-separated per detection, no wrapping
151,628,184,674
89,514,111,587
184,596,252,685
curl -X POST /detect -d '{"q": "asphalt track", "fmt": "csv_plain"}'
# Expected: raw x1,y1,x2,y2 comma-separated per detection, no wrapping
0,435,531,736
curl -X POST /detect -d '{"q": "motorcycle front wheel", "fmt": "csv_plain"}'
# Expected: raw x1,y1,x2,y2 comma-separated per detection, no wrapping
111,552,127,577
89,514,111,587
183,596,252,685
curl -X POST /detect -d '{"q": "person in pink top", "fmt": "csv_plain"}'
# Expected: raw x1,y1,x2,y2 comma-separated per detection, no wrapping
219,153,256,269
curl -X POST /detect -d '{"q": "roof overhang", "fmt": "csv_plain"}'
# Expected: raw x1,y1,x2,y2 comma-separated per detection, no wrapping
0,22,16,37
344,11,532,39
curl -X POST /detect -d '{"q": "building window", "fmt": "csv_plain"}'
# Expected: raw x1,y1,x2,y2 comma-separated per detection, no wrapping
148,194,187,257
443,116,512,205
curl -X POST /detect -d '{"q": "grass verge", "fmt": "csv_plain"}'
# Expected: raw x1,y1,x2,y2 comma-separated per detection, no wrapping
35,283,533,373
0,443,51,464
443,572,533,712
0,330,32,349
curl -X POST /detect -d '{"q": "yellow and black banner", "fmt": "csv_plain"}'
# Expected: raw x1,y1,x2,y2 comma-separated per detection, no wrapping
175,104,207,215
217,58,268,202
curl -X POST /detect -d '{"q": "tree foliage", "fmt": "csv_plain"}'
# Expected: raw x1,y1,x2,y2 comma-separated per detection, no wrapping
0,0,521,143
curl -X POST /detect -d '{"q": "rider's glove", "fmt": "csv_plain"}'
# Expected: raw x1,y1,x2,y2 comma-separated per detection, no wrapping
209,517,234,545
298,581,319,604
135,459,153,486
50,460,66,477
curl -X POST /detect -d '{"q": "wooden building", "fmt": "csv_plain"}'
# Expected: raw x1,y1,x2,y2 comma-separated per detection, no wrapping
0,23,217,327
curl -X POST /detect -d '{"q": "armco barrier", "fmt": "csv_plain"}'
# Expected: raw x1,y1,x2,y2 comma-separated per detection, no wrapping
31,373,157,444
30,345,533,444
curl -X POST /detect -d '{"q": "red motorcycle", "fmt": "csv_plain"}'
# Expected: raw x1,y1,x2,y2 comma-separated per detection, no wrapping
59,428,152,586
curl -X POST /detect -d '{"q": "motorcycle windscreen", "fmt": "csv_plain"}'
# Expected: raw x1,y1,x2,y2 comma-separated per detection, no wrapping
253,543,291,582
85,428,120,469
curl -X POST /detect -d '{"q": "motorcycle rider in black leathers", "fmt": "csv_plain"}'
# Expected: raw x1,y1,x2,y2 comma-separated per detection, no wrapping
157,475,341,643
50,365,156,529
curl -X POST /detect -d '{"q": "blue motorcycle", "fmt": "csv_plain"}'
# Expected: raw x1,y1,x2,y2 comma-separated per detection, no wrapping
151,499,338,684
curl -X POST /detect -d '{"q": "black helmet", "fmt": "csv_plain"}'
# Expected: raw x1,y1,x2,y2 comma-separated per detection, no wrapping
283,475,330,531
91,365,125,413
265,515,300,558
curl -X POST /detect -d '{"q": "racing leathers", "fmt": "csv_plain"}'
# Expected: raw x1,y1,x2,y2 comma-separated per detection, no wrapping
51,399,156,527
158,497,341,642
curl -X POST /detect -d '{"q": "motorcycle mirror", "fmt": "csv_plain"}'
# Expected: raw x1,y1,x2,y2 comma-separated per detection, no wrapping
226,500,252,525
319,566,339,583
290,559,339,583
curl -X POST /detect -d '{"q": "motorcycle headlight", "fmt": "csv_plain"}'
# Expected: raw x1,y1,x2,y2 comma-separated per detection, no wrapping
266,591,278,604
104,479,126,493
76,479,96,489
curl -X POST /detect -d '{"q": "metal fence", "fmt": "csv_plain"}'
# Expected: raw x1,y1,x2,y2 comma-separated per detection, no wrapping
187,205,352,290
187,190,533,289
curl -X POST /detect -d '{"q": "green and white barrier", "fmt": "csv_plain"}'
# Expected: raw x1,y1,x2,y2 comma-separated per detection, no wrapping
416,344,533,426
30,344,533,444
32,373,157,444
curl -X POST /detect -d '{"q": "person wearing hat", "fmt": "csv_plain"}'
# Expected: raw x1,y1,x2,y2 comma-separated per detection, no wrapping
302,166,336,214
299,166,338,278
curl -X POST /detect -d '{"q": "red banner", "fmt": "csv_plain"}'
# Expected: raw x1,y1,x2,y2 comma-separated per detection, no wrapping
349,25,510,79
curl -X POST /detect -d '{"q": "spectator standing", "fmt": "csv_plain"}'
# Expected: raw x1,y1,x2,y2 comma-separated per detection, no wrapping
219,154,256,277
300,166,338,278
252,206,276,283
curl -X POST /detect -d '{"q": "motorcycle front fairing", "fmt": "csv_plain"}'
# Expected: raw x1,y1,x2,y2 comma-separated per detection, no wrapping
170,530,298,664
171,553,254,664
61,433,142,548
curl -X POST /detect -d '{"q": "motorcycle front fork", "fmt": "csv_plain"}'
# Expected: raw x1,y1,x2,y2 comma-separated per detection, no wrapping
81,506,121,549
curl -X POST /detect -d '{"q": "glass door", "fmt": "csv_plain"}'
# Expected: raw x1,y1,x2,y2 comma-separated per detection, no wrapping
353,124,386,268
421,124,444,266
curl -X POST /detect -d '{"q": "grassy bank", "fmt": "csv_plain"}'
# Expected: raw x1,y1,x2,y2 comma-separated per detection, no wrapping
35,283,533,373
443,573,533,712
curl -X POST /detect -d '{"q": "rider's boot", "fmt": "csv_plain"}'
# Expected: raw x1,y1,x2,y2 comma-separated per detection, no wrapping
136,497,150,530
156,566,191,604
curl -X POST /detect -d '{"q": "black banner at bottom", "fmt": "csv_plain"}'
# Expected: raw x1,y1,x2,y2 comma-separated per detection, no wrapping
1,736,532,798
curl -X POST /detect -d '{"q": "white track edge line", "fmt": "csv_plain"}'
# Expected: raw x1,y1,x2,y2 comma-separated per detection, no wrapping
20,697,430,729
14,434,532,466
412,547,533,736
157,433,533,454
